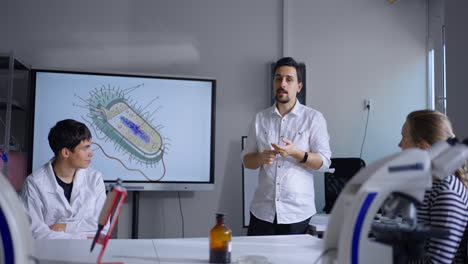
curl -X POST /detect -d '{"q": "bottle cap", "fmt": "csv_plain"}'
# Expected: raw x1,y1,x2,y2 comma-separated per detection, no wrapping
216,213,225,218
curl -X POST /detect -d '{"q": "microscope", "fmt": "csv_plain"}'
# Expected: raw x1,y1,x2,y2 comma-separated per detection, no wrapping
322,138,468,263
0,172,33,263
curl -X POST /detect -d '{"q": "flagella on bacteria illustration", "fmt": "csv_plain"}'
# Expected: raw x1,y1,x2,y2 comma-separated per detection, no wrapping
75,83,169,181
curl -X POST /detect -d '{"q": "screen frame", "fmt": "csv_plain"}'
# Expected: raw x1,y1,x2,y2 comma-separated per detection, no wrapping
29,68,216,191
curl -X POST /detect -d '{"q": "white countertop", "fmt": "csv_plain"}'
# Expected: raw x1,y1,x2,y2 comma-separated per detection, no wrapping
34,234,324,264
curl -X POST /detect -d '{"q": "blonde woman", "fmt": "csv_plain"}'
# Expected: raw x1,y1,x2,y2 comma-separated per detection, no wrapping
399,110,468,263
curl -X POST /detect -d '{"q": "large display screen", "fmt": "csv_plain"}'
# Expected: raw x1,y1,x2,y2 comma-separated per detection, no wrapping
31,70,215,191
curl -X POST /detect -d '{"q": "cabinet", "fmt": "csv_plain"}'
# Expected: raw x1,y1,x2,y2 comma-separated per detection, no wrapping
0,51,31,191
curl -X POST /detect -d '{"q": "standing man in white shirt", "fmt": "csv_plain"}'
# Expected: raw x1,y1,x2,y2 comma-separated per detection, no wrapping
242,57,332,235
21,119,107,239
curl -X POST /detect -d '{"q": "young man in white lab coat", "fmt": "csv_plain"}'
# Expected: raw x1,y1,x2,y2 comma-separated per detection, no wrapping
21,119,107,239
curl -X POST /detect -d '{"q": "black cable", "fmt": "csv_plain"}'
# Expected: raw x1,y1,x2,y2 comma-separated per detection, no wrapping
177,191,185,238
360,105,371,159
312,248,337,264
29,255,40,264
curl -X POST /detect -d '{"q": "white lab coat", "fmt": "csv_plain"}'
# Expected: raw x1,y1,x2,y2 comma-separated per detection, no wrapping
20,160,108,239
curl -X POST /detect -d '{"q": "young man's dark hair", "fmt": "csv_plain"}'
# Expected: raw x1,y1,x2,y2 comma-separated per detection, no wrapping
48,119,92,156
273,57,303,84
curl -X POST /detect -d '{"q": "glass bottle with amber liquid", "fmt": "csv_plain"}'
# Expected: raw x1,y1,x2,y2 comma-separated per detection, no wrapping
209,213,232,263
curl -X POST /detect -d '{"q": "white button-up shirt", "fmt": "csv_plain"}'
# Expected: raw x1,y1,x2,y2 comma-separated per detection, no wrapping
242,100,331,224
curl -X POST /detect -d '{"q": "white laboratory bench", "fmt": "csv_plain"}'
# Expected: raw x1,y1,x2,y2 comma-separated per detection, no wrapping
34,234,324,264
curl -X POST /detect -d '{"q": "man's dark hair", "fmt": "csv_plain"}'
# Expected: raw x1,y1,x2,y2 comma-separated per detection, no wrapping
48,119,92,157
273,57,303,83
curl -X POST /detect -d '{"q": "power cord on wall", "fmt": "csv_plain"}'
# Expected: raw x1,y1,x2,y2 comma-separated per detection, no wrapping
360,101,371,159
177,191,185,238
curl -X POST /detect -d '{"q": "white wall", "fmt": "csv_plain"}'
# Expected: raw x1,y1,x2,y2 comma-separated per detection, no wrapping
2,0,428,238
445,0,468,139
287,0,427,209
0,2,7,46
2,0,282,238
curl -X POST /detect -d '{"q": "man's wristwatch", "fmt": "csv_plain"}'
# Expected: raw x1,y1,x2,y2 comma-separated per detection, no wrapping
299,152,308,163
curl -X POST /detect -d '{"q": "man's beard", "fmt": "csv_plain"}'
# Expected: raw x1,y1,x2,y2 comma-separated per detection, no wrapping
276,88,290,104
276,95,290,104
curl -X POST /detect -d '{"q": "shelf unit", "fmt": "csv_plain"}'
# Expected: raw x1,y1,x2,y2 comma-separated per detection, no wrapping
0,51,31,184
